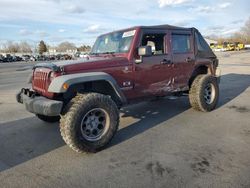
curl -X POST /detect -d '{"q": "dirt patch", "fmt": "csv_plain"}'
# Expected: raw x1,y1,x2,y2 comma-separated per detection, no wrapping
108,158,130,169
228,105,250,113
146,162,154,174
191,157,210,174
145,161,174,177
155,161,165,176
243,130,250,136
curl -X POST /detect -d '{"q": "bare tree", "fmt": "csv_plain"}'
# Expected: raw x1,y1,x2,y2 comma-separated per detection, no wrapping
0,43,5,53
229,32,245,43
57,42,76,52
241,17,250,43
207,17,250,44
77,45,91,52
19,41,32,53
4,41,20,53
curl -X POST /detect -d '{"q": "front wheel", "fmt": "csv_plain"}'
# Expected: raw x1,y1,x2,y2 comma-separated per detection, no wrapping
189,74,219,112
60,93,119,153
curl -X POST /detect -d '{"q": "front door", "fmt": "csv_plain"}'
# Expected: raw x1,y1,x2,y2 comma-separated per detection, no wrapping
133,31,175,98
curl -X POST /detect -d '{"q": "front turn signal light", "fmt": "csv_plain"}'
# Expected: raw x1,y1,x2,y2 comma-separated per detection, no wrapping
63,83,69,90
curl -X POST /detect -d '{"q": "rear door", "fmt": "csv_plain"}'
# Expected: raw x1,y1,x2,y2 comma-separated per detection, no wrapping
170,30,195,89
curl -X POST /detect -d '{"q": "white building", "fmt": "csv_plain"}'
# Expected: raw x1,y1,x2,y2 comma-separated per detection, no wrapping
48,47,77,55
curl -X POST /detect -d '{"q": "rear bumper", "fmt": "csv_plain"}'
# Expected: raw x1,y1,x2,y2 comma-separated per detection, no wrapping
16,89,63,116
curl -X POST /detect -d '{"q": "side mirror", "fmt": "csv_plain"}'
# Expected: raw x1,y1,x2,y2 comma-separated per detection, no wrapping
138,46,152,56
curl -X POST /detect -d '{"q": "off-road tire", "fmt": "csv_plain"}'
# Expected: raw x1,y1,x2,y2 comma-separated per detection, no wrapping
36,114,60,123
60,93,119,153
189,74,219,112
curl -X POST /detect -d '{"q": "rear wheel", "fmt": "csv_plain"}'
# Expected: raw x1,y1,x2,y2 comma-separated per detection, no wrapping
60,93,119,153
189,74,219,112
36,114,60,123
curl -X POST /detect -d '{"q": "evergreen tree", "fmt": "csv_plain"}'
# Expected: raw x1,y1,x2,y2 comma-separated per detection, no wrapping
38,40,47,55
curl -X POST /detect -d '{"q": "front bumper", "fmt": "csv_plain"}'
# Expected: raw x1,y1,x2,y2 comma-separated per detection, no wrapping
216,68,221,84
16,88,63,116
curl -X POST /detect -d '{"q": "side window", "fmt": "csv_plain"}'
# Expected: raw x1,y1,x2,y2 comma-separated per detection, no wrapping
172,34,191,53
195,32,211,52
141,33,166,55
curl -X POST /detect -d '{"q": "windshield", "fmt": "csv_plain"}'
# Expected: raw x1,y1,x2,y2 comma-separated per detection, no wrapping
90,30,136,54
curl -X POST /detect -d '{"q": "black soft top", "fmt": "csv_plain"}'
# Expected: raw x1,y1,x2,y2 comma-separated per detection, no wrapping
138,25,216,58
99,24,217,59
138,24,192,31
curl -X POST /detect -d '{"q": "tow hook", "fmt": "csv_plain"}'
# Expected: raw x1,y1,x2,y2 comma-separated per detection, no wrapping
21,88,36,98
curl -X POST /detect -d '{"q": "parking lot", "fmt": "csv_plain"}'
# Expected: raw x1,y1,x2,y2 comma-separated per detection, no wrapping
0,51,250,188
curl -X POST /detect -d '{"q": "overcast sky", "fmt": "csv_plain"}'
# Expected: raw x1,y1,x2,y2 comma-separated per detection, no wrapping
0,0,249,46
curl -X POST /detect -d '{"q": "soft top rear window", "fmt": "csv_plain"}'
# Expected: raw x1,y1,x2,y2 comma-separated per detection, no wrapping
195,31,216,58
195,32,211,52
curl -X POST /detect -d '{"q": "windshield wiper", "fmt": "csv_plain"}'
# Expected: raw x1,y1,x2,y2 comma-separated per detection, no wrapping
90,52,116,56
100,52,116,54
89,52,100,55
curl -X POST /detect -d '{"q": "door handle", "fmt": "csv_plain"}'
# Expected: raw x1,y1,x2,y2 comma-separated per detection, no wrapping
161,59,172,65
185,57,193,63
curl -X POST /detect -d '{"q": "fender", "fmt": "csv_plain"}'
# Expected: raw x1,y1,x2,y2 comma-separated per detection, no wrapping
48,72,127,104
194,58,215,75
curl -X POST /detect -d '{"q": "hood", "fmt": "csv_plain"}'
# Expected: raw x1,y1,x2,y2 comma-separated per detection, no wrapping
33,56,129,73
52,57,99,67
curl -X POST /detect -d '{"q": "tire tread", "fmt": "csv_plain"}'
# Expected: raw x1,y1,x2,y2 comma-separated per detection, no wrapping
60,93,119,153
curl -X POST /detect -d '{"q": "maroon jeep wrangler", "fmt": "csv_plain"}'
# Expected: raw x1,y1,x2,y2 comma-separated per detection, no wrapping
17,25,220,153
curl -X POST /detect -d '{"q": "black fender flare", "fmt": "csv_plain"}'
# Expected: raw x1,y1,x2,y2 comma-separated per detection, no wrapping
48,72,127,104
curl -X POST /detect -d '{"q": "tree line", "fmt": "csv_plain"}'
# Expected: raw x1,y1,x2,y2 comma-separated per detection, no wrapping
0,41,33,53
0,40,92,54
206,17,250,44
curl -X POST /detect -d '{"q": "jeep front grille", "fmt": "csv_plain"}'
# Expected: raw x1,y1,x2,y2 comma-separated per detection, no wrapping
32,68,50,93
